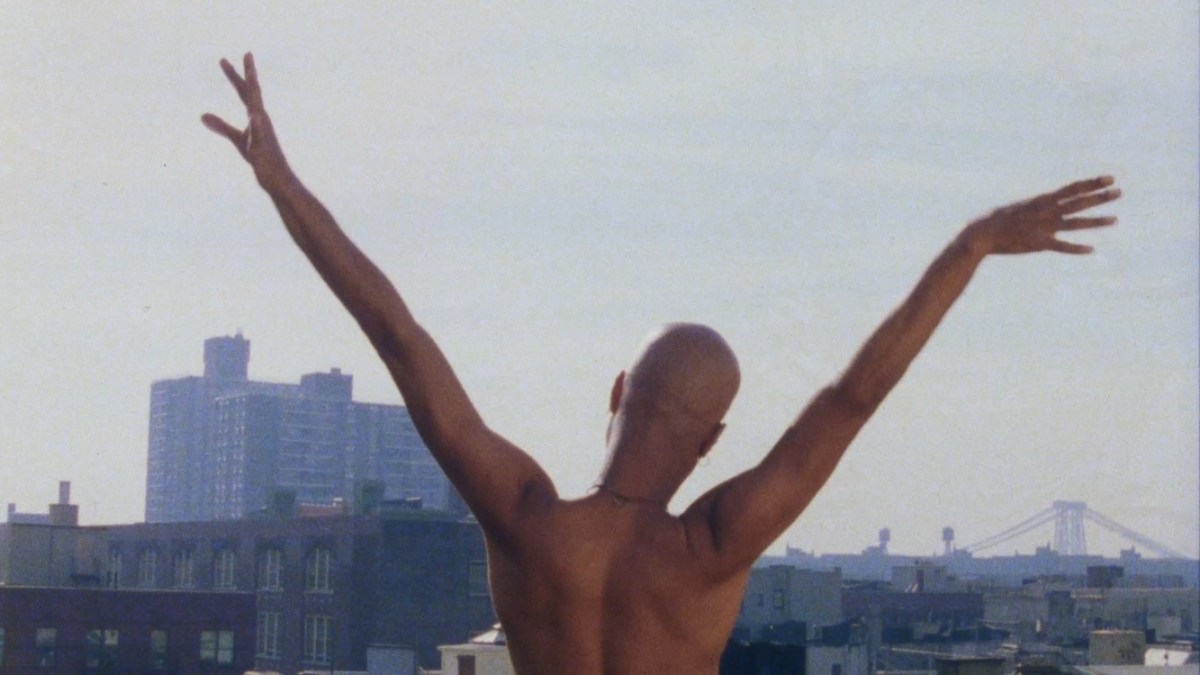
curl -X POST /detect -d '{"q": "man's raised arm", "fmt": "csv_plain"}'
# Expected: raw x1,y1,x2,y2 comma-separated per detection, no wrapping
201,54,555,538
685,177,1120,576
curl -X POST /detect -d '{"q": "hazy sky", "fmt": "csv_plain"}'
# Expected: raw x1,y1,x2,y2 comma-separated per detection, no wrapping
2,2,1196,558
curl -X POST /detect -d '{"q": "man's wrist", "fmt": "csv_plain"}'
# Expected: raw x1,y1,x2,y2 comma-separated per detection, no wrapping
955,222,992,260
255,163,297,192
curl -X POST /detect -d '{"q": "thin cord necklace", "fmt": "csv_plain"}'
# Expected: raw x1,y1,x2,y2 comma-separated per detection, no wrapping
590,483,666,509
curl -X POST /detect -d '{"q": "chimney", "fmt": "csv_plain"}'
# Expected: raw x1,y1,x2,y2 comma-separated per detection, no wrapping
48,481,78,527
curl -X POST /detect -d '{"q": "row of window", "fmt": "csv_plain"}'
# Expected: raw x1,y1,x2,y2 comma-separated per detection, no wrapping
105,546,334,592
0,627,233,669
255,612,331,665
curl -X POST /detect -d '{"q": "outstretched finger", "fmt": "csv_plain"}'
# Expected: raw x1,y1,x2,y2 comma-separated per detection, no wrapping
1058,187,1121,215
1046,238,1094,255
220,58,250,104
201,113,248,158
201,113,240,140
1032,175,1115,207
1058,215,1117,232
243,52,264,107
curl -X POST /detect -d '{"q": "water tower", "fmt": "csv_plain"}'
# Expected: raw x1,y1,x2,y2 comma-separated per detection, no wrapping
942,526,955,556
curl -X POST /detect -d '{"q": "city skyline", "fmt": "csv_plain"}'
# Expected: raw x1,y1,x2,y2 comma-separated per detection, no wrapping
2,3,1197,558
144,334,455,523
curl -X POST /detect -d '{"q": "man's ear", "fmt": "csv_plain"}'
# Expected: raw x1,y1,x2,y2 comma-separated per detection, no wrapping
609,371,626,415
698,422,726,458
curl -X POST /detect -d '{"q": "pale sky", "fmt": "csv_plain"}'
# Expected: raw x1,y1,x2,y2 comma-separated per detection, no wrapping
2,2,1196,558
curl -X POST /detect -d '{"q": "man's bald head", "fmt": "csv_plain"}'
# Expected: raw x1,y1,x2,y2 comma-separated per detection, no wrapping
620,323,741,432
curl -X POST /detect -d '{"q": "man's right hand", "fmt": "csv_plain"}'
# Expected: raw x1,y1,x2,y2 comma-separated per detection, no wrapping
962,176,1120,256
687,174,1120,577
202,52,293,190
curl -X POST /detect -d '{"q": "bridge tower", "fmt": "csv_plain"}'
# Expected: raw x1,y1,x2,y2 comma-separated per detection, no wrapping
1052,500,1088,555
963,501,1185,558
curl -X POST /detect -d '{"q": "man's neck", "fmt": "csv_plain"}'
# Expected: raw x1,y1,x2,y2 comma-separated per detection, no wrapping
590,483,667,509
597,452,685,509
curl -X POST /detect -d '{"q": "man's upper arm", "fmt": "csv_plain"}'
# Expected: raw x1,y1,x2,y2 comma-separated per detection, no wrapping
683,386,871,577
374,333,556,540
437,425,558,543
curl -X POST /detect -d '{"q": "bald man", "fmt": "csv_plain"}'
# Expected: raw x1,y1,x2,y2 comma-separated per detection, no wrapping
203,54,1120,674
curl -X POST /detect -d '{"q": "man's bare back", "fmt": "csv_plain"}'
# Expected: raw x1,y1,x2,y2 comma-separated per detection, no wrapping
203,53,1120,674
489,497,746,673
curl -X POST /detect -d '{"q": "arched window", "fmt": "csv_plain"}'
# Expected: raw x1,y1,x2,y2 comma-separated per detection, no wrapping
104,547,122,589
173,547,194,588
138,549,158,588
305,547,333,592
256,612,281,659
214,549,237,589
259,548,283,590
303,615,332,664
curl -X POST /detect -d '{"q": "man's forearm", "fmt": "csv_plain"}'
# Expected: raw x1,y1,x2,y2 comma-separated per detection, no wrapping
262,172,420,353
202,55,562,535
835,231,987,412
261,172,492,446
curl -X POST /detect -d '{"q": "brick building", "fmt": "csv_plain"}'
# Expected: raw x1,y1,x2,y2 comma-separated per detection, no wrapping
2,486,495,672
101,506,494,671
0,586,255,674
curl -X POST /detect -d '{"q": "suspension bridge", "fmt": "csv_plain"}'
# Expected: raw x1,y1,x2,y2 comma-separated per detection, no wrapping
960,500,1187,558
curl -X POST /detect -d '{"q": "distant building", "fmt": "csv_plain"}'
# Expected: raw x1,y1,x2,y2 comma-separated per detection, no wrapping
438,624,515,675
842,587,984,644
767,543,1199,590
934,655,1006,675
983,576,1198,645
1088,630,1148,666
145,334,463,522
5,481,77,527
806,642,871,675
5,504,50,525
2,484,495,672
104,509,492,671
0,482,92,588
0,586,255,674
719,640,806,675
892,561,958,594
1144,643,1199,667
738,566,843,641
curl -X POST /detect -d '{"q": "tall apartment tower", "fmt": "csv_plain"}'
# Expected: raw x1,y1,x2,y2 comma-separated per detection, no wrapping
145,335,461,523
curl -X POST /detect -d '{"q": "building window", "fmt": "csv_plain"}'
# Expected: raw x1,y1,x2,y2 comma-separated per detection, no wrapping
173,548,194,588
832,664,843,675
85,629,119,670
772,589,785,610
469,561,489,597
259,548,282,590
105,547,122,588
0,627,5,666
139,549,158,587
458,654,477,675
150,630,169,670
303,615,332,665
36,628,56,667
256,612,281,659
200,630,234,666
305,547,333,592
214,549,237,589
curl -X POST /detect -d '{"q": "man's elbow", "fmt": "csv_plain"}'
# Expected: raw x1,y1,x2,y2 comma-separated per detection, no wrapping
825,381,884,418
367,317,424,362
